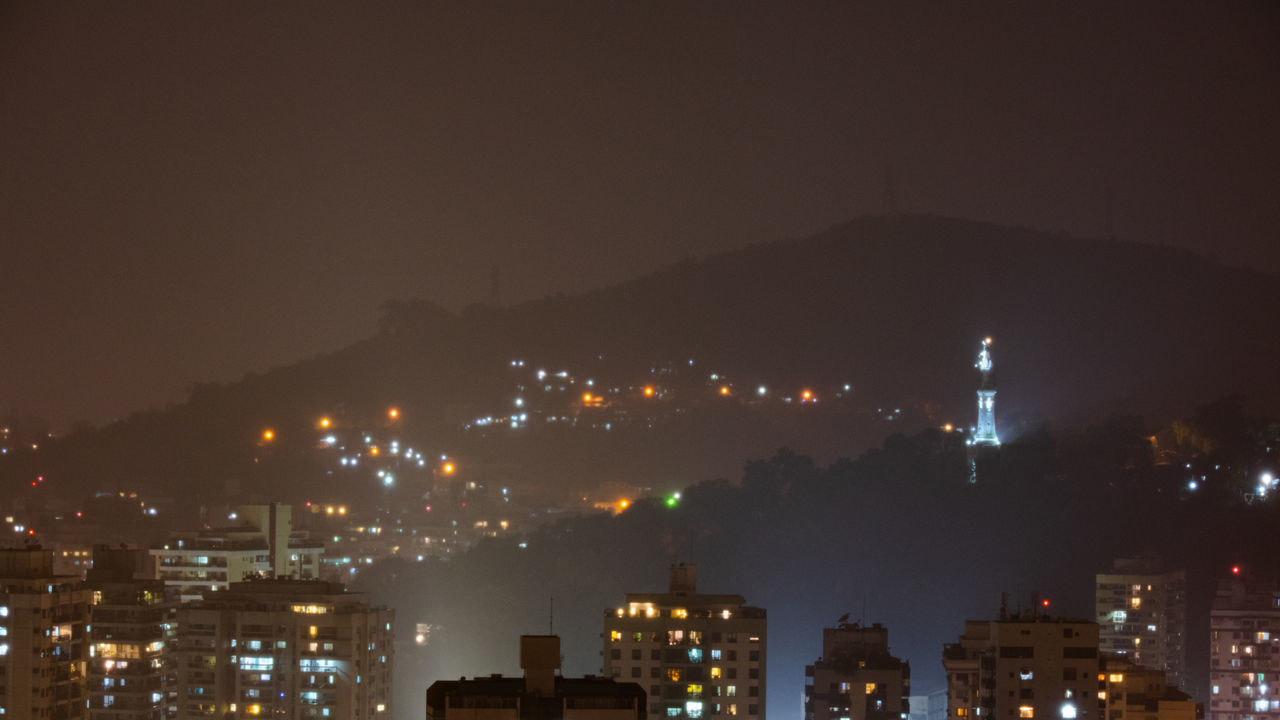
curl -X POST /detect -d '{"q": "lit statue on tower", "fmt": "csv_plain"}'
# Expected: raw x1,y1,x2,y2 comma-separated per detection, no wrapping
971,337,1000,447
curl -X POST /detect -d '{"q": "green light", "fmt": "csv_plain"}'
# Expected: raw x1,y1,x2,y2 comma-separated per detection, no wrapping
666,497,677,507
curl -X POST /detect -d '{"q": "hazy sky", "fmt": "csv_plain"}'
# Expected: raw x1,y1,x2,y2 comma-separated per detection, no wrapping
3,2,1278,427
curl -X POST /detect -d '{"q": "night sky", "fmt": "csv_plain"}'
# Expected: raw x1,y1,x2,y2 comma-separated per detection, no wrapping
3,2,1278,428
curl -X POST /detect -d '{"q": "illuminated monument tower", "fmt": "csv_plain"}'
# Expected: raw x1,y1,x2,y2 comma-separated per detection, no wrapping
971,338,1000,447
965,338,999,483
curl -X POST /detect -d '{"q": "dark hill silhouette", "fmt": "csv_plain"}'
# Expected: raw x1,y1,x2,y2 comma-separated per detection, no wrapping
3,214,1276,499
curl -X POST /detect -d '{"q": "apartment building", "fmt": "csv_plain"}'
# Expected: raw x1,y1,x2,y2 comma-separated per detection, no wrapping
173,578,393,719
603,564,766,720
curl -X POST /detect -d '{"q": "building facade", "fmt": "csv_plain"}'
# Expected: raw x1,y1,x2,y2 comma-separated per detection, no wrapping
0,547,94,720
805,622,910,720
150,503,323,601
426,635,646,720
86,545,179,720
173,579,393,719
1096,556,1187,690
943,612,1101,720
1209,570,1280,720
603,564,767,720
1098,654,1195,720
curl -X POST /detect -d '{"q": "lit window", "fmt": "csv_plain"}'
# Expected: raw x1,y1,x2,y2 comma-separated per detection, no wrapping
667,668,682,682
1108,674,1124,684
866,684,877,695
711,667,722,679
611,631,622,642
1019,707,1034,718
1129,598,1141,609
1061,703,1077,719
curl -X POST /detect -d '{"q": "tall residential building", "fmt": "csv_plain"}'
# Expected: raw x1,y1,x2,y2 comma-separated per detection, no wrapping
0,547,94,720
943,611,1100,720
1099,654,1195,720
1209,569,1280,720
173,578,393,719
150,503,324,601
86,545,179,720
1096,556,1188,689
603,564,767,720
426,635,646,720
804,622,910,720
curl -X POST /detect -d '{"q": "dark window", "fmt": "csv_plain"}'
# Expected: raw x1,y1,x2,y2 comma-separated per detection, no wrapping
749,704,759,715
729,668,738,679
633,649,642,660
729,651,738,662
749,669,759,680
749,687,759,697
712,633,722,643
749,650,760,662
611,649,621,660
632,667,642,678
651,667,660,678
1019,689,1033,700
1063,647,1097,659
999,647,1034,659
1063,668,1077,681
652,650,661,661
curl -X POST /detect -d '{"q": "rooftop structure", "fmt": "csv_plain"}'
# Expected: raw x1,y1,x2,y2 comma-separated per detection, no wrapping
426,635,646,720
150,503,323,601
805,622,910,720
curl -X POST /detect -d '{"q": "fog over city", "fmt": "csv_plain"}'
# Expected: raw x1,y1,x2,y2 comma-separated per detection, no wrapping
1,4,1278,720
